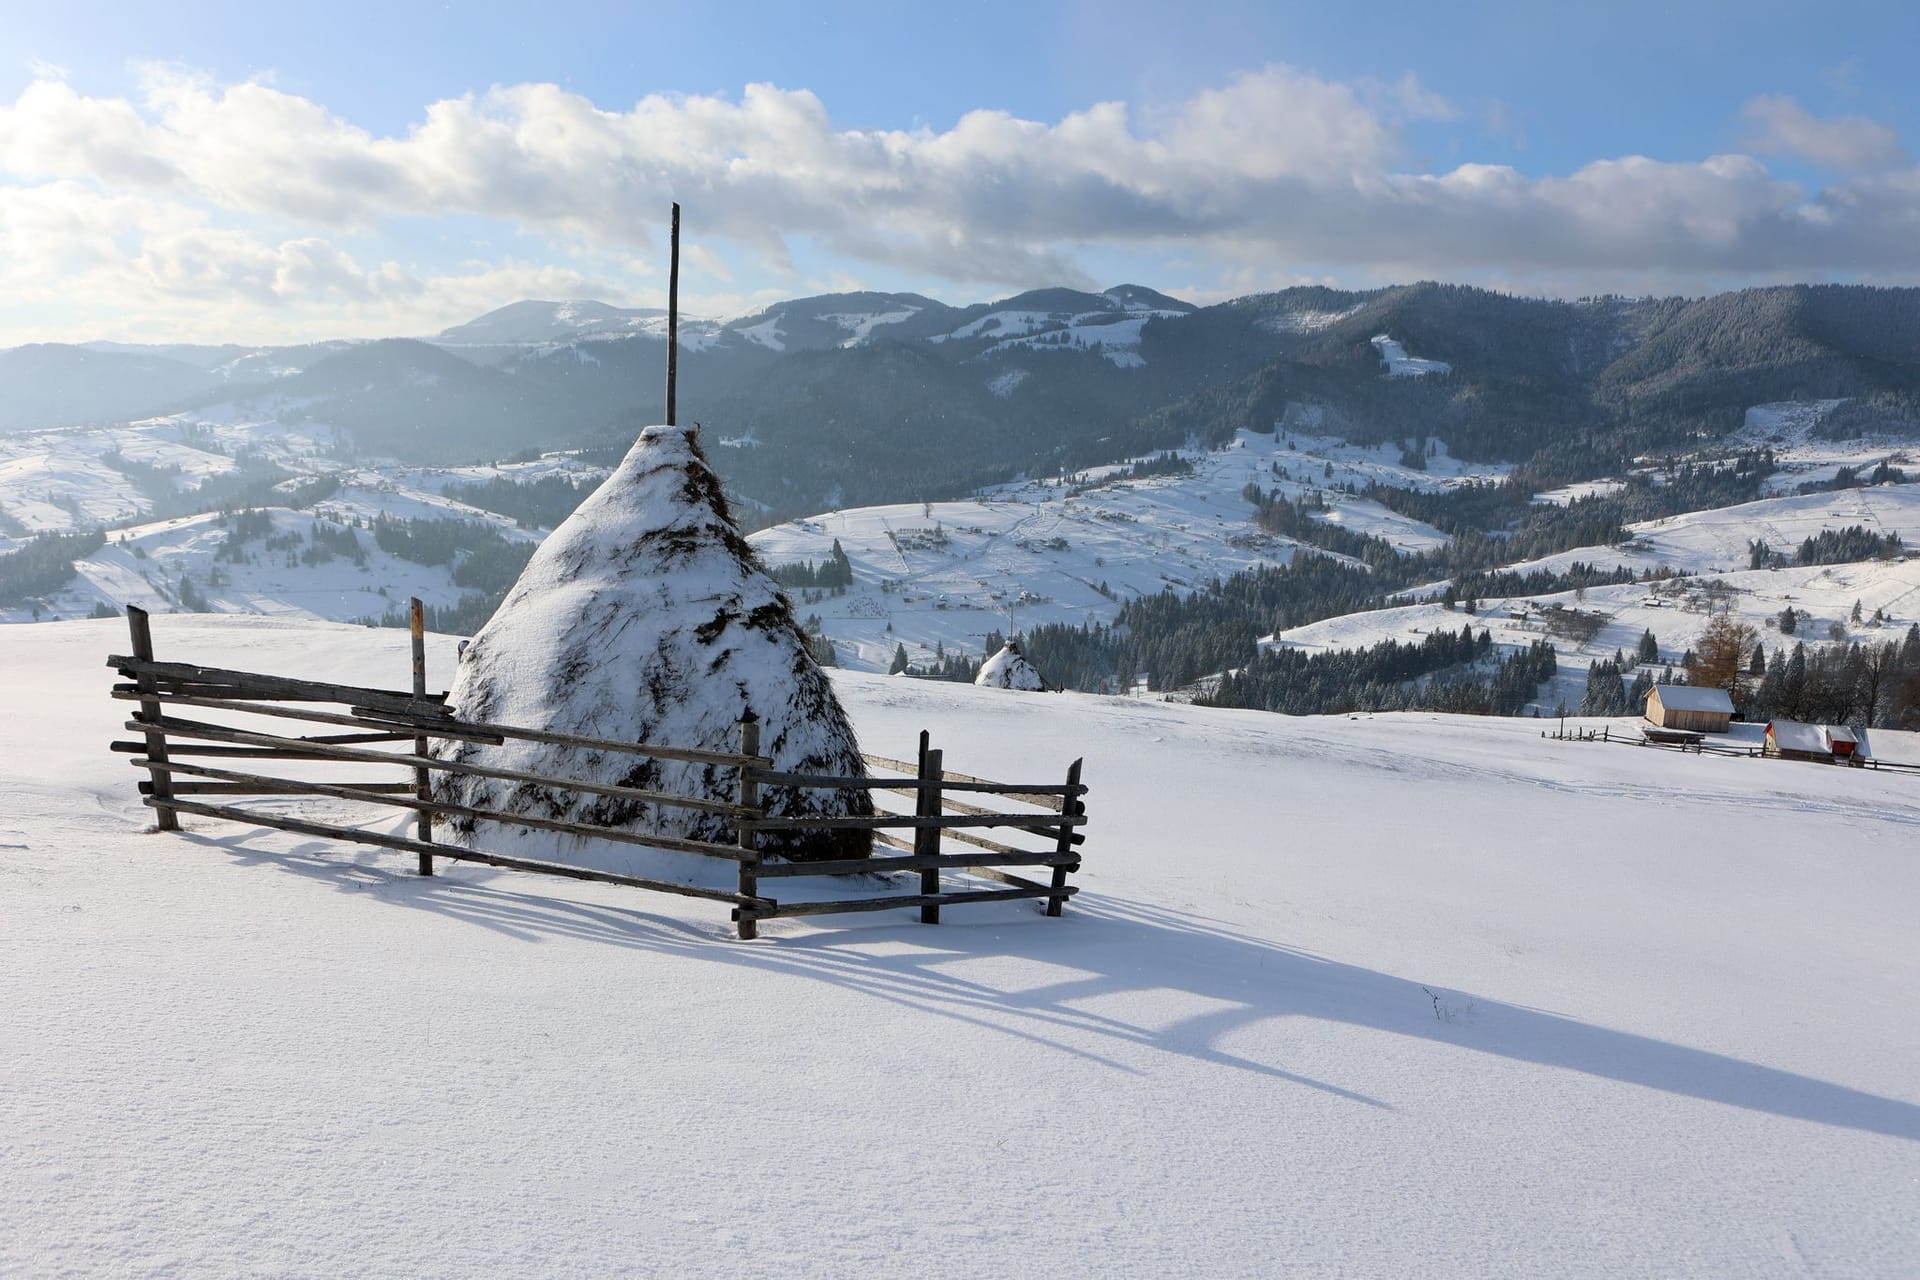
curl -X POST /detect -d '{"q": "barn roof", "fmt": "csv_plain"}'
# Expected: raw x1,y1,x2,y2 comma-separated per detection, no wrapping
1767,720,1830,753
1650,684,1734,714
1859,727,1920,765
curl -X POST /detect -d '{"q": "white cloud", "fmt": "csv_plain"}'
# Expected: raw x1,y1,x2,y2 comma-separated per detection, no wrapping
1742,94,1909,173
1,66,1919,341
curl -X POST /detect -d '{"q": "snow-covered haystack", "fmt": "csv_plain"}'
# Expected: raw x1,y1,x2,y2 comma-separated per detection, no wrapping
975,639,1047,691
436,424,871,870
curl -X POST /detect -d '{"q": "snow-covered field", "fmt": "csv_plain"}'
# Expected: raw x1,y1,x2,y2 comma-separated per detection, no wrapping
1497,484,1920,581
1735,400,1917,496
5,615,1918,1276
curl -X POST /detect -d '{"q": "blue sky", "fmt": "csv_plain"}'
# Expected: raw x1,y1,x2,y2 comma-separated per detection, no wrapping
2,0,1916,342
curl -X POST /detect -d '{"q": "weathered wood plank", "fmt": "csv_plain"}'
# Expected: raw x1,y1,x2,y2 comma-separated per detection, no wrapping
108,655,447,716
129,756,755,862
1047,758,1084,918
861,752,1071,811
124,608,177,831
942,828,1046,857
965,866,1057,893
758,885,1077,918
748,812,1087,832
139,778,416,796
111,688,508,744
755,851,1079,878
109,680,765,769
748,769,1085,799
917,737,942,924
140,797,770,907
410,597,434,877
736,717,762,940
125,714,757,820
112,739,411,760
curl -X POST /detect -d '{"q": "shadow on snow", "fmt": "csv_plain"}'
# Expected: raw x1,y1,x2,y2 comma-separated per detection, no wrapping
194,827,1920,1141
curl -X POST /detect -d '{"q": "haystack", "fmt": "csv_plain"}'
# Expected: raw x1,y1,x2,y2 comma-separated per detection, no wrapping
435,424,871,871
975,639,1046,691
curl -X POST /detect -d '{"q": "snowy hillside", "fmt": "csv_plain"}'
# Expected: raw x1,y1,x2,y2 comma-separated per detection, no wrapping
1273,483,1920,711
0,415,334,541
1496,484,1920,580
1370,333,1452,377
746,430,1466,672
1736,400,1918,495
0,410,602,623
5,615,1918,1276
1280,558,1920,713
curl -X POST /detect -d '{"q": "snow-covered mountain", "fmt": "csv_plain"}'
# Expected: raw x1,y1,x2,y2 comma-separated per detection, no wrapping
433,299,670,346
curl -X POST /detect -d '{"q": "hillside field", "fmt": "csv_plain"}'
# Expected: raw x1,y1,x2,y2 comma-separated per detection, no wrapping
4,616,1917,1276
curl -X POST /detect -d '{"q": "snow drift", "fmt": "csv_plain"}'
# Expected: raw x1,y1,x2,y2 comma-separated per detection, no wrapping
436,424,871,868
975,639,1046,691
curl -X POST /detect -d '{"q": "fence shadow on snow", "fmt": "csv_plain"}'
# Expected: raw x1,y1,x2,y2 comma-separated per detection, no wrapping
174,821,1920,1144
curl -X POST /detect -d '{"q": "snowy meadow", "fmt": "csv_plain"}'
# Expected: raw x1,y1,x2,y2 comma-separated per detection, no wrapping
4,615,1918,1277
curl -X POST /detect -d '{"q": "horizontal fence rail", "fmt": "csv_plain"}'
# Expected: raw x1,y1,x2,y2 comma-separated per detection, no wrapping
109,604,1090,939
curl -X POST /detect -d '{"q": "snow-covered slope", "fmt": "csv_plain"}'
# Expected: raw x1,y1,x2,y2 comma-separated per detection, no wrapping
5,615,1918,1276
1278,559,1920,713
1499,484,1920,580
1371,334,1452,377
746,431,1466,673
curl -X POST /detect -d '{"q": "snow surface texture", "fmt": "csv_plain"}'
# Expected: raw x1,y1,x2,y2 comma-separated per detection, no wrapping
437,425,871,867
5,615,1920,1277
975,640,1045,690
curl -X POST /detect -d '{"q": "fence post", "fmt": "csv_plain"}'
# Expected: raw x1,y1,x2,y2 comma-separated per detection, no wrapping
916,730,943,924
410,598,434,876
736,716,761,940
126,606,178,831
1046,758,1084,918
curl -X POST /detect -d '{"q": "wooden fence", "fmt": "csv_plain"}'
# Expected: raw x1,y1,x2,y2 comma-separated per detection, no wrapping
107,603,1087,940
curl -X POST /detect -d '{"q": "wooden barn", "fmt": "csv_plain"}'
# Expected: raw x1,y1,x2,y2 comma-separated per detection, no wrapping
1764,720,1858,763
1644,684,1734,734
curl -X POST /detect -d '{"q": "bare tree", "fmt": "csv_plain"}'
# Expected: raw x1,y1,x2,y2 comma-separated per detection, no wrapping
1687,614,1759,703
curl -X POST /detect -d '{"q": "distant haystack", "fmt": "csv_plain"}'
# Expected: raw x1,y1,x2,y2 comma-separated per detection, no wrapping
976,639,1046,691
436,424,871,868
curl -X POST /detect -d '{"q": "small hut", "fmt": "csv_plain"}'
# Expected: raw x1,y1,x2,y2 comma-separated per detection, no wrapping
975,639,1046,691
1764,720,1855,763
1644,684,1734,733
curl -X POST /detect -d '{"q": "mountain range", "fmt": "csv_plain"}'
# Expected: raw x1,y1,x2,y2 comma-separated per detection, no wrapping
5,282,1919,522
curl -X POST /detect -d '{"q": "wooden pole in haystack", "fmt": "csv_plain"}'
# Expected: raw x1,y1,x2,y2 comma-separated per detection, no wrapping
665,201,680,427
